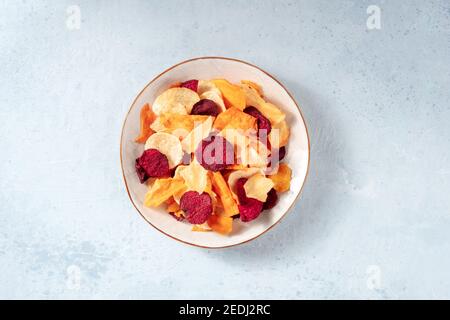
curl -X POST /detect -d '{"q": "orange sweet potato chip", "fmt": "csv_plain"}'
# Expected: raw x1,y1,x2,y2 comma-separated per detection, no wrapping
192,224,212,232
212,79,246,110
135,104,156,143
269,163,292,192
166,197,181,213
213,107,256,131
144,178,186,207
207,214,233,235
211,171,239,217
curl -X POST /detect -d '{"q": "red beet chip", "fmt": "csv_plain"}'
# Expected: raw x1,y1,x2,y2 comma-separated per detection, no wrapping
268,146,286,168
235,178,249,203
180,191,213,224
181,79,198,92
135,149,170,183
235,177,264,222
263,188,278,210
191,99,221,117
239,198,264,222
195,135,235,171
244,106,272,136
278,146,286,161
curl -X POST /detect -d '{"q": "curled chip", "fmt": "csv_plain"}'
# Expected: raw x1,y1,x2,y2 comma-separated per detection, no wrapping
135,149,170,183
269,163,292,192
244,106,272,136
195,134,235,172
181,79,198,92
191,99,221,117
240,84,286,125
227,168,262,200
212,79,246,110
152,87,200,115
200,91,226,112
213,107,256,131
243,174,274,202
235,178,250,203
235,178,263,222
263,188,278,210
181,116,213,154
135,104,156,143
180,191,213,224
241,80,263,96
145,132,183,168
269,120,290,148
207,214,233,235
211,171,239,217
144,178,186,207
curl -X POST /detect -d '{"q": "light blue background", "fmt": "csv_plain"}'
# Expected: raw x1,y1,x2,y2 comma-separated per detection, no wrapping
1,0,449,299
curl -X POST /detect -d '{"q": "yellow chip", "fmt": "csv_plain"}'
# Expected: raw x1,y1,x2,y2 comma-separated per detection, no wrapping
269,163,292,193
241,80,263,96
213,107,256,131
155,113,209,138
197,80,220,95
200,90,226,112
227,168,263,200
178,159,208,194
243,174,274,202
144,178,186,207
152,87,200,115
145,132,183,168
269,119,290,148
149,117,167,132
192,223,212,232
212,79,246,110
240,84,286,125
238,143,269,168
181,116,213,153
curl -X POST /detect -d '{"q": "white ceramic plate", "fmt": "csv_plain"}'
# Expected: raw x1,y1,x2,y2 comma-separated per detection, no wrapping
120,57,310,248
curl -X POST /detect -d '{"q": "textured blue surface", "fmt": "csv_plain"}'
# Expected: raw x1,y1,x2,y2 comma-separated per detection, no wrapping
1,0,450,299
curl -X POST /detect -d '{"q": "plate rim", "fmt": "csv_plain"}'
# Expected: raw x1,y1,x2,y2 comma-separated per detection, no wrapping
120,56,311,249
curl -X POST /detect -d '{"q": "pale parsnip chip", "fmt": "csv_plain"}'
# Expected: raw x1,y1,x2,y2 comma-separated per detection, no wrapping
145,132,183,168
227,168,263,200
197,80,221,96
241,80,263,96
181,116,213,153
152,87,200,115
243,174,274,202
200,90,226,112
238,138,269,168
150,117,167,132
269,119,290,148
178,159,208,194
